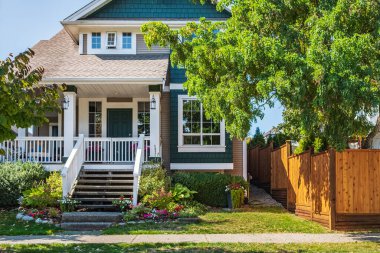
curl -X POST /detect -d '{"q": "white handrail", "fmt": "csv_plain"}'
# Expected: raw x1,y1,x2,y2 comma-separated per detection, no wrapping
61,134,85,197
133,134,145,206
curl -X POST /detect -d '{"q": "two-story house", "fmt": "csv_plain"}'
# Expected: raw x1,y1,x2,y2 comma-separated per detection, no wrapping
1,0,247,208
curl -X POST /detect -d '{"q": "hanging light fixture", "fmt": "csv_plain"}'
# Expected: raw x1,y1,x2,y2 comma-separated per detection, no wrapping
150,95,156,110
62,96,70,110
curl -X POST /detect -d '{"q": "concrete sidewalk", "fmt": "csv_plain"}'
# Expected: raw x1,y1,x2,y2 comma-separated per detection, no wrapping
1,233,379,245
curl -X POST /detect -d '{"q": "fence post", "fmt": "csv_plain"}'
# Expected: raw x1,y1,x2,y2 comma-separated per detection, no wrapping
285,140,291,210
328,149,336,230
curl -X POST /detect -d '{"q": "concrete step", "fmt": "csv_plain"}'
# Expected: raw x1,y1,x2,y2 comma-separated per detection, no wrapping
62,212,122,223
77,204,115,209
75,185,133,190
77,179,134,184
60,222,115,231
73,191,132,196
73,198,122,202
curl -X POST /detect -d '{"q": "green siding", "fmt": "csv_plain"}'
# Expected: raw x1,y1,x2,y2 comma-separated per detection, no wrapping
84,0,231,20
170,90,233,163
170,66,187,83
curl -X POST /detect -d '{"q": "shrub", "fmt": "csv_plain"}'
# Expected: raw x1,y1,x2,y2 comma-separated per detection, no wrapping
22,172,62,208
0,162,48,207
172,172,248,207
138,166,171,197
59,197,81,212
171,183,197,203
179,201,208,218
142,188,173,209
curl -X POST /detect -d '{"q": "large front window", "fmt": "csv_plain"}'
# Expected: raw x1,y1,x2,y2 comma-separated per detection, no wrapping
138,102,150,136
179,97,225,152
89,102,102,137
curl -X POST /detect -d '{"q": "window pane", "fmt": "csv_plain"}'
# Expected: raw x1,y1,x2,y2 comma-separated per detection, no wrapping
95,124,102,137
89,102,96,113
184,136,192,145
212,123,221,134
192,136,201,145
95,113,102,123
183,111,191,123
89,124,95,136
183,100,192,111
192,123,201,133
212,136,221,145
144,125,150,136
203,123,212,133
122,33,132,49
192,100,201,111
95,102,102,112
183,123,191,133
203,135,212,145
89,113,95,123
92,33,101,49
191,111,201,123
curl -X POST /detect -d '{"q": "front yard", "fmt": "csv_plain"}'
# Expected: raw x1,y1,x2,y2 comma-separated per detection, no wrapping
0,207,327,236
1,242,379,253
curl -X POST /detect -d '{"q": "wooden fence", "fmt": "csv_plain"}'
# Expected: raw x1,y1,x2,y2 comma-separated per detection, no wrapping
249,143,273,192
250,142,380,230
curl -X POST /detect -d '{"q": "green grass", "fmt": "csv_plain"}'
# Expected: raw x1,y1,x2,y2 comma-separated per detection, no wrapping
0,242,379,253
0,210,62,236
104,207,328,234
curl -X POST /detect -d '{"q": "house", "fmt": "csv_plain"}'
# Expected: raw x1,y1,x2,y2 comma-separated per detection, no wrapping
1,0,247,208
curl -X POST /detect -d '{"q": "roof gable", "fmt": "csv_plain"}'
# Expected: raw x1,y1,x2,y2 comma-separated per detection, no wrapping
71,0,231,21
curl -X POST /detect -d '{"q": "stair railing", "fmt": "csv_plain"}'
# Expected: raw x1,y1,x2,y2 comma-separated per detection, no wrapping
61,134,85,197
132,134,145,206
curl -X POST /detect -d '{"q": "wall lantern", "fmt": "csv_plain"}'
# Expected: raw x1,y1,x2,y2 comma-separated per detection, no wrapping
62,96,70,110
150,95,157,110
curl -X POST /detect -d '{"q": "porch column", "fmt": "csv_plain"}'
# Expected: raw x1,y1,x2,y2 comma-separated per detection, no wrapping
149,90,161,159
63,88,77,158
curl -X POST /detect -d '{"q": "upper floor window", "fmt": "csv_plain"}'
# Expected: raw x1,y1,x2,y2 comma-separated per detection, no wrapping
122,33,132,49
92,33,101,49
106,32,117,49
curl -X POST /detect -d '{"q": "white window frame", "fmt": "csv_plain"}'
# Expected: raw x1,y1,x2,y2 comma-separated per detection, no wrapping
122,32,132,49
178,95,225,153
106,32,117,49
91,32,101,49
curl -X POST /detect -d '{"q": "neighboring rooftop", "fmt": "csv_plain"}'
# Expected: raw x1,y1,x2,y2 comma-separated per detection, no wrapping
30,30,169,81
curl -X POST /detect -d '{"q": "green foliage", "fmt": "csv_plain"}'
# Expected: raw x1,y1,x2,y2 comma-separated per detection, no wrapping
248,127,266,149
0,162,48,207
230,189,245,209
142,188,173,209
172,172,248,207
266,132,290,149
179,200,208,218
22,172,62,208
139,166,171,197
142,0,380,150
171,183,197,203
0,49,63,142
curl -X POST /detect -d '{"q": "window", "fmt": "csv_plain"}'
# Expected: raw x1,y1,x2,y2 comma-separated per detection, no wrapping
138,102,150,136
122,33,132,49
89,102,102,137
92,33,101,49
179,97,225,152
106,32,117,48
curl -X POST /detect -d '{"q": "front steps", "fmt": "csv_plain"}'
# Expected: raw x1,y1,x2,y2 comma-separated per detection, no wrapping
61,212,122,231
72,169,134,211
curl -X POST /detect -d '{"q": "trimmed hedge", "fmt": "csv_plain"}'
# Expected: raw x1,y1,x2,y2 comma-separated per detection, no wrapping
172,172,248,207
0,162,49,207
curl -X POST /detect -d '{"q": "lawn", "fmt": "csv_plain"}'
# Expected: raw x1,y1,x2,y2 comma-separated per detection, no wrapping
104,207,328,234
0,242,379,253
0,210,62,236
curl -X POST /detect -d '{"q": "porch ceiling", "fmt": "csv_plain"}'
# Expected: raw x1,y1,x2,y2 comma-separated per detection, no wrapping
76,83,151,98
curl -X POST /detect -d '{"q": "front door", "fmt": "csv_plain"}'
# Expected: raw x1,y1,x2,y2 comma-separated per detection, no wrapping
107,109,133,138
107,109,133,162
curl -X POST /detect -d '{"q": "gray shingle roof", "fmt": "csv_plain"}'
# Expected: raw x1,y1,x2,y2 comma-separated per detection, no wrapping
30,30,169,81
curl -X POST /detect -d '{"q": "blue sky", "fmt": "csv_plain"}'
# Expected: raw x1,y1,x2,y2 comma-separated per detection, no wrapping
0,0,283,135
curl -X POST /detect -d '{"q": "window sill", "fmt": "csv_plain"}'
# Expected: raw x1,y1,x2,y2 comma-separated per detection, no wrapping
178,145,226,153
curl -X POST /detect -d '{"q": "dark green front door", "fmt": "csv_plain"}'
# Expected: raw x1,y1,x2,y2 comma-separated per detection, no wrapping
107,109,133,137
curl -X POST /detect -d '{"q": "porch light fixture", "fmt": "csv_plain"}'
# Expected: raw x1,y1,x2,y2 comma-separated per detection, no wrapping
62,96,70,110
150,95,157,110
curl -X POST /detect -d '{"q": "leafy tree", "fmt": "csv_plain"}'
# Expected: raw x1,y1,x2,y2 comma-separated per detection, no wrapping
248,127,266,149
0,49,63,142
142,0,380,151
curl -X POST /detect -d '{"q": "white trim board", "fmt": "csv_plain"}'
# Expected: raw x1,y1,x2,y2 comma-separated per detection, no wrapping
170,163,233,170
170,83,184,90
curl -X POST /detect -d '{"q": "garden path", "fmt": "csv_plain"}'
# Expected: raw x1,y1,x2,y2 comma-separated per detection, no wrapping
249,185,283,207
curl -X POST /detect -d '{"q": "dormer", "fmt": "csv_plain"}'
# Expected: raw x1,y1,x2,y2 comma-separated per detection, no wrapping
61,0,231,55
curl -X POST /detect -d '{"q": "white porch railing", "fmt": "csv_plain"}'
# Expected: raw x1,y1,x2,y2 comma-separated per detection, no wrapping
61,134,84,197
0,137,64,163
133,134,145,206
83,137,150,163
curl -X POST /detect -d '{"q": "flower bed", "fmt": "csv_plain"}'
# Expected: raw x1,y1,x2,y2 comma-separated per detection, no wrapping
16,207,61,225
